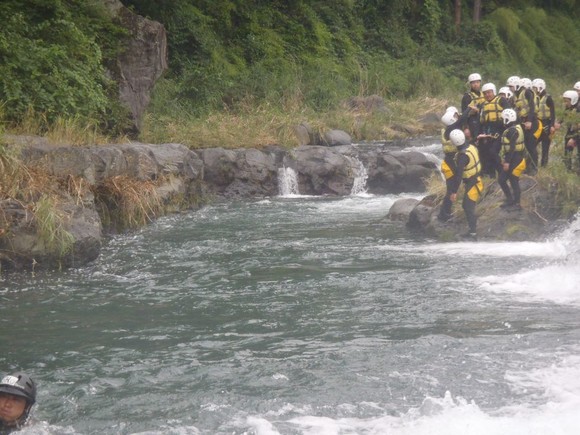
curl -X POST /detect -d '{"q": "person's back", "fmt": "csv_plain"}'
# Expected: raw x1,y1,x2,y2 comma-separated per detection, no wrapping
0,373,36,434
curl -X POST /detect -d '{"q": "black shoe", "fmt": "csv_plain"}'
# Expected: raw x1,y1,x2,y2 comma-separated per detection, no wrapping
508,203,522,211
460,232,478,241
500,200,514,209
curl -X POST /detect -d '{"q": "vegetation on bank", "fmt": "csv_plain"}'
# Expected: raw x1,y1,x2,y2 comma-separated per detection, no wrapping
1,1,579,141
1,0,579,244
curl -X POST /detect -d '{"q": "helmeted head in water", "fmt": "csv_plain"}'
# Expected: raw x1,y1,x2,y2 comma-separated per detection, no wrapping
0,373,37,429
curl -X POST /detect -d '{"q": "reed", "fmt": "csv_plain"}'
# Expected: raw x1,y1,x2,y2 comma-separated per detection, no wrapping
139,96,450,150
33,195,75,257
2,108,126,146
93,175,163,231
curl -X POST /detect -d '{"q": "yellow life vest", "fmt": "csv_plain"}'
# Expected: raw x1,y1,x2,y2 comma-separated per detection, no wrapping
441,129,456,154
457,144,481,179
536,94,551,121
515,89,530,119
469,91,485,109
501,124,525,154
533,119,543,139
480,96,504,124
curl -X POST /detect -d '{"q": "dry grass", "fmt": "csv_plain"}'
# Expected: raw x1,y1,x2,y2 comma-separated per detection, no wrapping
33,195,75,257
140,96,452,149
93,175,164,231
3,107,129,146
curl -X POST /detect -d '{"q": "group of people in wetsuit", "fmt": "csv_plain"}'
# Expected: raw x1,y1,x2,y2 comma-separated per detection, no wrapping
438,73,580,240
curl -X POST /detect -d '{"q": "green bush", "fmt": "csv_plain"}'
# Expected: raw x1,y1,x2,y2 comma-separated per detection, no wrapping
0,0,125,128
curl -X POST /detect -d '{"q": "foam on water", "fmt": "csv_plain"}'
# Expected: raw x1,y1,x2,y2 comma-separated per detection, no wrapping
244,351,580,434
421,240,569,258
310,193,425,216
476,261,580,305
402,143,442,155
472,213,580,305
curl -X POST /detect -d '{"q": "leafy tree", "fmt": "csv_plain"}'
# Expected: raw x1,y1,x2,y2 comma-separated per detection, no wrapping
0,0,125,126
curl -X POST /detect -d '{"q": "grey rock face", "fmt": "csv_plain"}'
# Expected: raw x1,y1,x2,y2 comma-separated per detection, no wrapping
104,0,168,134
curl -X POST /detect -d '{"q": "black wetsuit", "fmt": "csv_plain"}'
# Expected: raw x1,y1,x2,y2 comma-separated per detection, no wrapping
563,103,580,171
461,90,483,139
478,95,509,178
449,146,481,235
498,124,525,207
536,92,555,167
438,111,472,221
515,87,538,173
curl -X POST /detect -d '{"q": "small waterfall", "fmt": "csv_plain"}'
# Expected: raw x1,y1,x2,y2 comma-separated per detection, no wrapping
350,157,368,196
277,167,300,196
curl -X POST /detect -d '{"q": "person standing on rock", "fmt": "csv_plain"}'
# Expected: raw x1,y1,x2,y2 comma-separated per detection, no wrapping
562,90,580,172
448,129,483,240
498,109,526,211
514,77,540,174
532,78,555,167
477,83,509,178
461,73,485,141
438,107,471,222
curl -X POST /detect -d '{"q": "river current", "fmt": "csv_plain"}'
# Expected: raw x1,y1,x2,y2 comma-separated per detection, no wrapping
2,144,580,434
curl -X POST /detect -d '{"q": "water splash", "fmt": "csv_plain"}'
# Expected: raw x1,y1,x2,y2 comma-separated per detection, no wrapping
349,157,369,196
277,167,300,196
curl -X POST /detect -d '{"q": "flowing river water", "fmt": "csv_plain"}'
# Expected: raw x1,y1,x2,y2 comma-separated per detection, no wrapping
2,143,580,434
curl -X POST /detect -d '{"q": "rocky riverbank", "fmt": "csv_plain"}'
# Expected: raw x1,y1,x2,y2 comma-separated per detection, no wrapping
0,137,438,271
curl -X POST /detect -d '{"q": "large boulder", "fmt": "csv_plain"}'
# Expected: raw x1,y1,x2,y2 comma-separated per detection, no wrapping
0,198,102,271
104,0,168,135
290,146,359,195
201,147,280,197
322,129,352,146
354,147,438,194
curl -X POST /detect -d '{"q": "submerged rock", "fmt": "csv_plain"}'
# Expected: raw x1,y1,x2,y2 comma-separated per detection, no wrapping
389,198,420,221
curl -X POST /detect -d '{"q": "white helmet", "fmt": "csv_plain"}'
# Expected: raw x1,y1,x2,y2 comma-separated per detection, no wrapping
449,129,466,147
532,78,546,94
441,111,457,126
468,73,482,83
520,77,532,89
507,75,520,89
446,106,459,115
501,108,517,125
574,81,580,91
498,86,513,99
563,90,579,106
481,83,496,95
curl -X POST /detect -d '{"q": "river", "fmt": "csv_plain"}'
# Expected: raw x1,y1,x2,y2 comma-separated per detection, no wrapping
1,143,580,434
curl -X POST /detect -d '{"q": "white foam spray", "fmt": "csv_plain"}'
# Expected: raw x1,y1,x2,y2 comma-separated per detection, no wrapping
277,167,300,196
474,213,580,305
349,156,369,196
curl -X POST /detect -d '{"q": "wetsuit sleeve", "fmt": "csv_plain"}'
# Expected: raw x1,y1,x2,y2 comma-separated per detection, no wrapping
498,96,509,110
461,93,472,113
449,153,468,194
546,96,555,129
525,89,536,121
